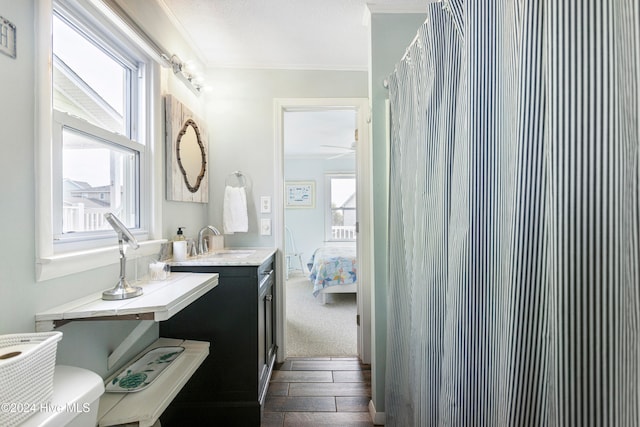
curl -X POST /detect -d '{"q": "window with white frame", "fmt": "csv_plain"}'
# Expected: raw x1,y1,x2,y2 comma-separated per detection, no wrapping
50,2,150,251
325,174,357,241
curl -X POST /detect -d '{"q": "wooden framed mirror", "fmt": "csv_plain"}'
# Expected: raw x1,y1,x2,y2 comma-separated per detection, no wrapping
176,119,206,193
165,95,209,203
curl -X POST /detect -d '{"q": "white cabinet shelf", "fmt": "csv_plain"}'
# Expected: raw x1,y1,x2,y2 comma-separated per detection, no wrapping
98,337,209,427
34,273,218,426
35,273,218,331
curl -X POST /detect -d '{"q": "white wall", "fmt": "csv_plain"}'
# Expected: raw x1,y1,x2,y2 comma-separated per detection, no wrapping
0,0,37,334
161,69,211,242
204,68,367,248
116,0,212,242
369,11,428,414
284,157,355,265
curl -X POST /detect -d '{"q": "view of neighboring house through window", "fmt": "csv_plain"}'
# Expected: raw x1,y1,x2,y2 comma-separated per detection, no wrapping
326,174,356,241
52,6,145,241
60,127,137,234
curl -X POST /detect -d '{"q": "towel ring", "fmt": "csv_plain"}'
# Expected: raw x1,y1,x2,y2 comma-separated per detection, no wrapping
225,171,247,188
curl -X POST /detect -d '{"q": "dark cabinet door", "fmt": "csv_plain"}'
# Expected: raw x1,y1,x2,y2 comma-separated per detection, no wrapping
265,271,276,366
258,268,275,403
265,290,273,361
161,256,277,426
258,285,266,380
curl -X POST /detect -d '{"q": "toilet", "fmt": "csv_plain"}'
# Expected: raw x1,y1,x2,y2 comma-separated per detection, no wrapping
21,365,104,427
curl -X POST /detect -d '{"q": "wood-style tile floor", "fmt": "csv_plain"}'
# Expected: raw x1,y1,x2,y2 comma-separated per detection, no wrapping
261,357,374,427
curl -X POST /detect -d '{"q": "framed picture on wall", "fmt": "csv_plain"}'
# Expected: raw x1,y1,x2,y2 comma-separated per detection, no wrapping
285,181,315,208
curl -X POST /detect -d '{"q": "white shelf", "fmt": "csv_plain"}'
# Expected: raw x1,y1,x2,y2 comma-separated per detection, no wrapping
98,338,209,427
35,273,218,331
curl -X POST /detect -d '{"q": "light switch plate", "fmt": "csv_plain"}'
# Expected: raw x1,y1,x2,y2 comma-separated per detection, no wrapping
260,196,271,213
260,218,271,235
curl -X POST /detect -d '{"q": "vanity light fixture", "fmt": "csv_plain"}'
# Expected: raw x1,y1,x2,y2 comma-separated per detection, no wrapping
163,53,205,95
102,213,143,300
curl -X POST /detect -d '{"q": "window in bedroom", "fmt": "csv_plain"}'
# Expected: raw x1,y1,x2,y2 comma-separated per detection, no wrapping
325,174,356,241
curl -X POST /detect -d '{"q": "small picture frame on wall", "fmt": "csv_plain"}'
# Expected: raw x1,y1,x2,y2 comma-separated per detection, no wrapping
285,181,315,208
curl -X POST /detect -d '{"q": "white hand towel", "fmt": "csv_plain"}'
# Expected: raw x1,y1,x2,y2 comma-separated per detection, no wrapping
223,186,248,234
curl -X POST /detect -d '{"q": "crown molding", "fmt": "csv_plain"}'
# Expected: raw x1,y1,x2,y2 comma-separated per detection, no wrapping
366,2,430,14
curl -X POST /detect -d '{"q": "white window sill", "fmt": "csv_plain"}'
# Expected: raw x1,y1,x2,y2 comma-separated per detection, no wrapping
37,239,167,282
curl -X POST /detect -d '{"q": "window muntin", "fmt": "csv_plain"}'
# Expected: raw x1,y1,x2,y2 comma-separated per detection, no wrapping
60,127,138,235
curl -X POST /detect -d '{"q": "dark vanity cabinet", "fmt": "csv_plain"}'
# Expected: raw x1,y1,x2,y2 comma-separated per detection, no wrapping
159,254,277,426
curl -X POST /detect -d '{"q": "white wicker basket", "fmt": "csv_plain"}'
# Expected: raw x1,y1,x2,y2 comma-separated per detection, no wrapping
0,331,63,427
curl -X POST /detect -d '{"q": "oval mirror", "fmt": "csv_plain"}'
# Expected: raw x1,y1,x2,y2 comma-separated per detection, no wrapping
176,119,206,193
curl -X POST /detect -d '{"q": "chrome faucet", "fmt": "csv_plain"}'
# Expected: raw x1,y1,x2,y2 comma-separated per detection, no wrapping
198,225,221,255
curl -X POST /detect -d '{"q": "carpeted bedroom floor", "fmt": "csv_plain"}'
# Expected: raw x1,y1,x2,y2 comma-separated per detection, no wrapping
285,272,358,358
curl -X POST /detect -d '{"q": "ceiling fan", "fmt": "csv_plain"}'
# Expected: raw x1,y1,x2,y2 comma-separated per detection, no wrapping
321,129,358,159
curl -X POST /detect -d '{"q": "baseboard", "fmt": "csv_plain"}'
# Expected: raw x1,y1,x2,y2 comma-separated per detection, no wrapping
368,400,386,425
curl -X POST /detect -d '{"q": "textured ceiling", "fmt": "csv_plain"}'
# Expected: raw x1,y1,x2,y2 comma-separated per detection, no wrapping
158,0,428,70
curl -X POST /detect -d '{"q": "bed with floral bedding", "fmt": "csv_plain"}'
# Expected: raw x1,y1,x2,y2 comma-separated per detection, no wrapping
307,245,357,297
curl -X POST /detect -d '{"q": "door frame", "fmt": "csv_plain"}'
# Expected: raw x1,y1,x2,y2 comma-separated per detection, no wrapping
273,98,372,364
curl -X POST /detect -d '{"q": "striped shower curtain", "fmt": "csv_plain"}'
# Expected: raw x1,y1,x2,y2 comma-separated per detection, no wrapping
386,1,639,426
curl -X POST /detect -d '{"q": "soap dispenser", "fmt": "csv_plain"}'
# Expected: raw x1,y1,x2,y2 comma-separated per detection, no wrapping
173,227,187,261
175,227,186,240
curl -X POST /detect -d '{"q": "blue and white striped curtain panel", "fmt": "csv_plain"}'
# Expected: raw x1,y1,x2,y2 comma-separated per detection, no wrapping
386,1,639,426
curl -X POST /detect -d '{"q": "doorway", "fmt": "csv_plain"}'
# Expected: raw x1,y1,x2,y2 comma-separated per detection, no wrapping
284,110,357,357
274,98,372,364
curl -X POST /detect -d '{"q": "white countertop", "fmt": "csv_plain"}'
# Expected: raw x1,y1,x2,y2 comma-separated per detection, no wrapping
169,247,276,267
35,273,219,331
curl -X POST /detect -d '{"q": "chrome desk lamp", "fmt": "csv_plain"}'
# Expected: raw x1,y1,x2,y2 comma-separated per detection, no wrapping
102,213,143,300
